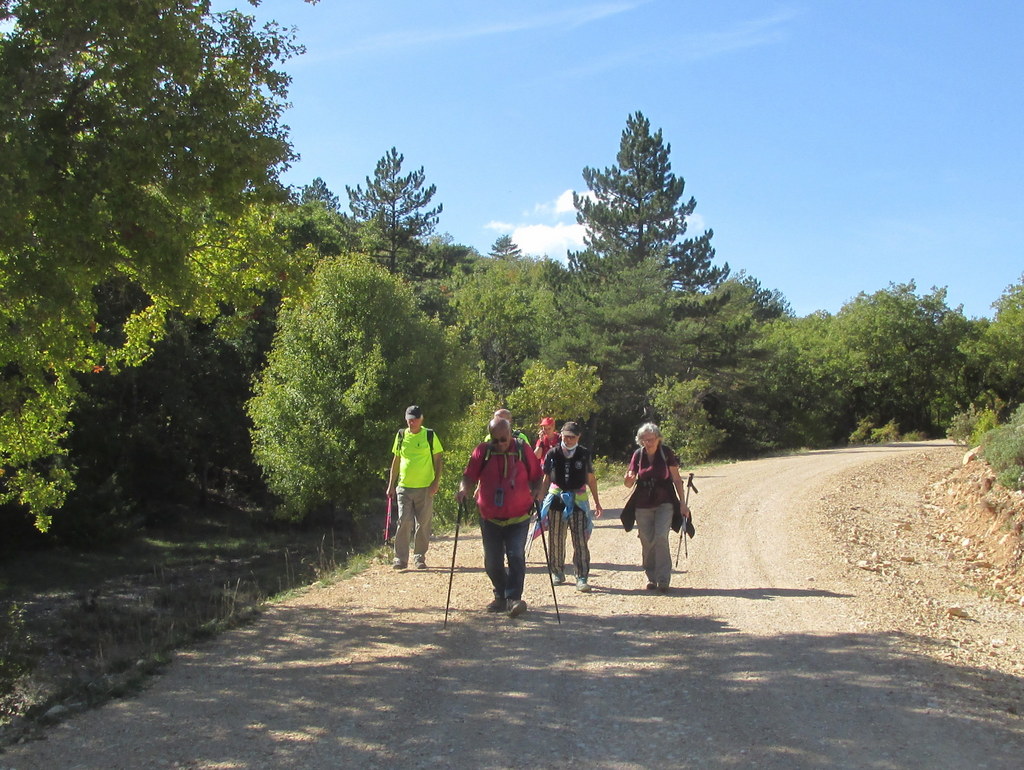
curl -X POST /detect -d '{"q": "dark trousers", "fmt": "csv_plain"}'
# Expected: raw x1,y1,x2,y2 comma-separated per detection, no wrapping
480,517,530,601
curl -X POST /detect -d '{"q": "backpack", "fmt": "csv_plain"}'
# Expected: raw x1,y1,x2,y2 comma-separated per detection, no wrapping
397,427,436,454
482,437,526,466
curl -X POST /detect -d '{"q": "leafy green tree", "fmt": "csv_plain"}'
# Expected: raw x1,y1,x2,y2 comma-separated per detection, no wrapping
346,147,442,275
0,0,301,529
452,255,552,400
833,282,971,436
971,276,1024,408
648,376,727,464
745,311,854,448
280,178,358,260
409,235,480,323
248,253,472,521
506,362,601,427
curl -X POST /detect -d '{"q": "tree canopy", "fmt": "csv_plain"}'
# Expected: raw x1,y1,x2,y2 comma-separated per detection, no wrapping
0,0,302,528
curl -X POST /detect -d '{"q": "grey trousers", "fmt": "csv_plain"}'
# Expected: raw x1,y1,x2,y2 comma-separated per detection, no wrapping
394,486,434,564
635,502,673,586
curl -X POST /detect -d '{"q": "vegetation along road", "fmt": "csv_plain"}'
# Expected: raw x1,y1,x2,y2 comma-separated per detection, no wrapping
5,441,1023,769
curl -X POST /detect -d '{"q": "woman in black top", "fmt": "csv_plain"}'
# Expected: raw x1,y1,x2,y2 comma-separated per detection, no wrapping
541,421,603,591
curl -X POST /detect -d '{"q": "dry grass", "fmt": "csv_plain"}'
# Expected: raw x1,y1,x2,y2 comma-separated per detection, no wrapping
0,504,374,739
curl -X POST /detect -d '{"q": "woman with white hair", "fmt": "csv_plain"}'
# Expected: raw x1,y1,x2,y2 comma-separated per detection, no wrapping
623,422,689,592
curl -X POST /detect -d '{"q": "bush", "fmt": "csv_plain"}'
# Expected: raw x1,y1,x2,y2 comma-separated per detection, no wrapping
848,417,874,445
972,408,1000,446
982,409,1024,491
947,406,981,446
996,465,1024,491
870,420,902,444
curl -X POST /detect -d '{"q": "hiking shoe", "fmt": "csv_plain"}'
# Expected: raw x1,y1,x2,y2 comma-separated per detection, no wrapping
657,583,670,593
576,577,591,593
506,599,527,618
486,597,506,613
414,559,427,570
551,570,566,585
392,560,407,570
646,581,657,590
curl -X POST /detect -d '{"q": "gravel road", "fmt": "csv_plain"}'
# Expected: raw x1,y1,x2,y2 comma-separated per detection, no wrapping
4,441,1023,769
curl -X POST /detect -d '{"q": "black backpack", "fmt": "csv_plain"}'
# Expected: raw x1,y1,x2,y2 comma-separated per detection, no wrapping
397,427,436,453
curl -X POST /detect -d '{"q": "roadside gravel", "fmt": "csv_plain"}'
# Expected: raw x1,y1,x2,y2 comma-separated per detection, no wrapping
3,440,1022,769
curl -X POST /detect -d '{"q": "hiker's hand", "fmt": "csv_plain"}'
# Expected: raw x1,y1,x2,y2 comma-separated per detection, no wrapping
594,504,603,518
624,469,636,487
385,484,396,498
455,488,468,503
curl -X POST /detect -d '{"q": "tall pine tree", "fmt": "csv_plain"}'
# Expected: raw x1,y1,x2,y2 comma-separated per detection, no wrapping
346,147,442,274
570,111,727,293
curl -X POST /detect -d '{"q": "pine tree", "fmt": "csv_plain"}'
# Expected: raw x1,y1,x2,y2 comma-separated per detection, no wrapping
300,177,341,212
571,111,727,292
488,234,524,260
346,147,442,274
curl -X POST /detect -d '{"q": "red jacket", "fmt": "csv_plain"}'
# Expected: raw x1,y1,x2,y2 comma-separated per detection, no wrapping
463,439,542,520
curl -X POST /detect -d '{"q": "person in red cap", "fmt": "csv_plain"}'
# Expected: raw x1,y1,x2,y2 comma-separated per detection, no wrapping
534,416,560,460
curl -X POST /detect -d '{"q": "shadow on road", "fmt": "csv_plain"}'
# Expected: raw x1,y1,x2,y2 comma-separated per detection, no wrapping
26,600,1018,770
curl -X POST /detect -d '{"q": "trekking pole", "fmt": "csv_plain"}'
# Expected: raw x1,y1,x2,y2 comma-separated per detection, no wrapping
443,499,467,629
383,495,393,544
533,501,561,624
674,473,699,568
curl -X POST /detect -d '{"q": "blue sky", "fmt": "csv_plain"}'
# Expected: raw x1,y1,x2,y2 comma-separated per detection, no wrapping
238,0,1023,319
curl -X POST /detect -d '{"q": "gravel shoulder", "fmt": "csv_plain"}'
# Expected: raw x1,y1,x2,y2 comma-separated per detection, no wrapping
4,441,1023,769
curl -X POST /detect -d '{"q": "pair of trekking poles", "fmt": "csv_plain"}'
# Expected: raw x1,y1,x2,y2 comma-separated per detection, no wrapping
444,499,560,629
674,472,698,567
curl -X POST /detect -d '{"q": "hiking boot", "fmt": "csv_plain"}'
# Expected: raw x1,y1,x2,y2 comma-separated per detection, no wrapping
506,599,527,618
657,583,670,593
392,559,407,570
645,581,657,591
414,558,427,570
486,597,506,613
576,577,591,593
551,570,566,585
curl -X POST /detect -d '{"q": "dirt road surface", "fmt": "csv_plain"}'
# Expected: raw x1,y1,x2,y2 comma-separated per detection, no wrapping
4,441,1023,769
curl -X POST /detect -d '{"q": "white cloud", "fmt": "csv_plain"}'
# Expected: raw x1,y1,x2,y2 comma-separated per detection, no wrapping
486,189,589,259
511,222,587,259
555,189,579,214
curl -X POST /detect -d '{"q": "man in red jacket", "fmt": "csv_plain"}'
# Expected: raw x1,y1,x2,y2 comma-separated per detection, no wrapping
457,418,543,618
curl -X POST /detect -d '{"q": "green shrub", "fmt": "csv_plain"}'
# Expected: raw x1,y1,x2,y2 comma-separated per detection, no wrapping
971,409,1001,446
870,420,902,444
996,465,1024,491
947,406,1000,447
848,417,874,445
982,422,1024,491
947,406,980,445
